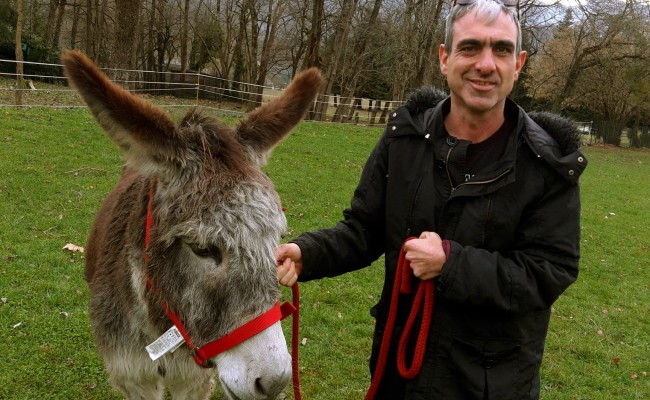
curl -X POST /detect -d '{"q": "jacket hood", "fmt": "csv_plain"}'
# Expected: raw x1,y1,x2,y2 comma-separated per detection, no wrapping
403,86,583,157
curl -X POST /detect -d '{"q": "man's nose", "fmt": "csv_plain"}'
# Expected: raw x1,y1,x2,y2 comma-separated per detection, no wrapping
475,49,496,73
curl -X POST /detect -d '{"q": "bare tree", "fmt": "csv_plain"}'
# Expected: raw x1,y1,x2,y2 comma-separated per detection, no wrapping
332,0,382,123
85,0,92,54
304,0,324,70
528,0,639,112
312,0,358,121
46,0,67,48
180,0,190,72
9,0,649,127
70,1,81,48
113,0,143,81
92,0,109,61
527,0,648,144
281,0,311,75
386,0,446,101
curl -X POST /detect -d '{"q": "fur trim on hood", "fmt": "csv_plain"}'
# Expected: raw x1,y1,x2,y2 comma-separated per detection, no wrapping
403,86,582,155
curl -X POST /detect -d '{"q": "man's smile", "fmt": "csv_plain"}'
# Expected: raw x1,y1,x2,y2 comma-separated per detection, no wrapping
468,78,498,91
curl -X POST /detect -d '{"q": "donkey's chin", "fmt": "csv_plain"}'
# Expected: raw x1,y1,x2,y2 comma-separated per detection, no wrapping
215,322,292,400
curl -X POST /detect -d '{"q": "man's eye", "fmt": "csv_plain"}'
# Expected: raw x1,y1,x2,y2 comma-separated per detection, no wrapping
495,46,511,54
458,45,479,55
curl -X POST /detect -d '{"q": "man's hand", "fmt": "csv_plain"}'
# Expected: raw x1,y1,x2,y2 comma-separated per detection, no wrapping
274,243,303,287
403,231,447,280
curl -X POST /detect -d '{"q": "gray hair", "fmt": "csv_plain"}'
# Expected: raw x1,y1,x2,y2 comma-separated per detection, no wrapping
444,0,522,54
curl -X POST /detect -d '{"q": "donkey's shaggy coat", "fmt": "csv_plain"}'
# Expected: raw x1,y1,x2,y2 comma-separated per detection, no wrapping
62,50,322,400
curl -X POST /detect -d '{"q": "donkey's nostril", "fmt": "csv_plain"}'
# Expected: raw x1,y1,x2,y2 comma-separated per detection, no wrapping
254,376,267,396
254,375,286,399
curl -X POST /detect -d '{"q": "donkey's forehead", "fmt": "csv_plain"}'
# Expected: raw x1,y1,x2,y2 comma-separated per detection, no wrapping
159,180,287,248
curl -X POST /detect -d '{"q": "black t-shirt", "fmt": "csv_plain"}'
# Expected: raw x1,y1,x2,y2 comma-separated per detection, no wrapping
443,115,515,186
465,117,514,176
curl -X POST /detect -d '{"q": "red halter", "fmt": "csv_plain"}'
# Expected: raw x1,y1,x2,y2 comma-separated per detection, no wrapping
144,179,296,368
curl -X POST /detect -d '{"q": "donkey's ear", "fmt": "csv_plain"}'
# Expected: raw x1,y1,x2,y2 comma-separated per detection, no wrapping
236,68,323,164
61,50,186,177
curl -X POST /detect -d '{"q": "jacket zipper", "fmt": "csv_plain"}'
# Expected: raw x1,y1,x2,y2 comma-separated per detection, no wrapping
445,146,512,193
406,177,424,237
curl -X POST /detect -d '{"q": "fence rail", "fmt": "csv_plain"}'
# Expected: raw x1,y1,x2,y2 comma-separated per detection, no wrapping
0,58,403,127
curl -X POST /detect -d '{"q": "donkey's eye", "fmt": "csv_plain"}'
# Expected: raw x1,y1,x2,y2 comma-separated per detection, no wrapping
190,244,222,263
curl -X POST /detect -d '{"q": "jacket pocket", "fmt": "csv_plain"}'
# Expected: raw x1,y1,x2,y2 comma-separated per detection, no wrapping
448,336,523,400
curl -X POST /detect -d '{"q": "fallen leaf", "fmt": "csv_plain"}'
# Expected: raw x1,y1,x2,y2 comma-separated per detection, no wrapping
63,243,85,253
337,312,342,319
597,329,604,336
59,311,69,318
631,372,638,379
612,357,620,365
301,338,308,346
12,322,22,329
1,297,7,304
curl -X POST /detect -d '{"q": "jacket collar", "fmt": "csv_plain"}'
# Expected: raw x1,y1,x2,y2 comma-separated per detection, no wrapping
521,111,587,183
389,93,586,184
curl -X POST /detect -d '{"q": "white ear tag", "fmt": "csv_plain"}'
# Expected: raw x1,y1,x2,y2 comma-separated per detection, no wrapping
145,326,186,361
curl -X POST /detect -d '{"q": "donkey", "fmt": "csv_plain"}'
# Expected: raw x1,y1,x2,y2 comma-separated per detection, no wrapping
61,50,322,400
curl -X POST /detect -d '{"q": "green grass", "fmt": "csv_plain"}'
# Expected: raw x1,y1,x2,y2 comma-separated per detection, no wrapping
1,108,648,399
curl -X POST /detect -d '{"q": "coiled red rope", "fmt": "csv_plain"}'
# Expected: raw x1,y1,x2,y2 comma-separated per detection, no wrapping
289,238,435,400
364,238,435,399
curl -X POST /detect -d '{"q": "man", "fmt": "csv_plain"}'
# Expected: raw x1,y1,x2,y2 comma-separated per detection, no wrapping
276,0,587,398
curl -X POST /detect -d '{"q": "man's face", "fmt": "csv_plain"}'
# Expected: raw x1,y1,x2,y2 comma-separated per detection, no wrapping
439,10,526,117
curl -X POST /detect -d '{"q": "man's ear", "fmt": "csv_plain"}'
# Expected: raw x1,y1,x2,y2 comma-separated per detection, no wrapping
439,44,449,76
514,50,527,80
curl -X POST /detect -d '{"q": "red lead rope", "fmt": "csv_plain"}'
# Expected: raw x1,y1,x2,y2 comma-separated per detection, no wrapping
290,238,435,400
290,284,302,400
364,238,435,400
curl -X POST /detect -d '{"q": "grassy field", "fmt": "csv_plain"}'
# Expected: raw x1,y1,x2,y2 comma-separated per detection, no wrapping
0,107,648,399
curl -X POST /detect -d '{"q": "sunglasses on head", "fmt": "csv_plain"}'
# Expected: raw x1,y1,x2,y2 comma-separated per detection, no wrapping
453,0,520,9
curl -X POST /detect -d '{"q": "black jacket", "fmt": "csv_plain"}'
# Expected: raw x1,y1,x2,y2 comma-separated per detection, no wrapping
293,89,587,399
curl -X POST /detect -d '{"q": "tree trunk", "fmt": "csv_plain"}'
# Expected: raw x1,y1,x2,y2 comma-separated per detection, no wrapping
180,0,190,72
70,2,80,48
288,2,310,76
313,0,358,121
333,0,382,122
52,0,67,49
413,0,445,86
114,0,143,84
246,0,259,91
231,6,247,101
85,0,93,54
46,0,59,45
93,0,109,61
15,0,24,107
252,0,285,108
304,0,324,70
